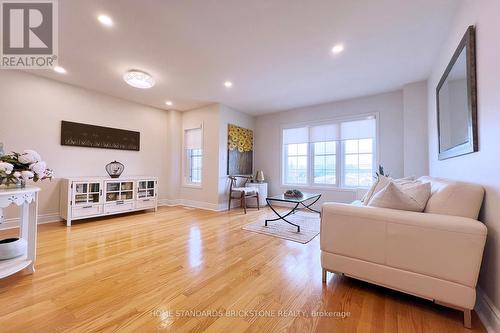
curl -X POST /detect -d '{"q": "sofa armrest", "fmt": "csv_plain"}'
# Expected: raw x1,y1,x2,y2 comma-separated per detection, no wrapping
320,203,487,287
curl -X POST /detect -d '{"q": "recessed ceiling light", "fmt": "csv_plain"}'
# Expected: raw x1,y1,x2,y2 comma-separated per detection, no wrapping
123,70,155,89
53,66,66,74
331,44,344,55
98,14,113,27
224,81,233,88
165,101,173,106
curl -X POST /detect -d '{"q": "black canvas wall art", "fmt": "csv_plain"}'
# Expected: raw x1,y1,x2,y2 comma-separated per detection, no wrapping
61,121,140,151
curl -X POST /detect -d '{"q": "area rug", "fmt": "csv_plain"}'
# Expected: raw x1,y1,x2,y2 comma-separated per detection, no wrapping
242,211,320,244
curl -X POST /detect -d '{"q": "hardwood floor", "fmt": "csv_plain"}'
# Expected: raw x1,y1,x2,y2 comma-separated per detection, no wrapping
0,206,486,333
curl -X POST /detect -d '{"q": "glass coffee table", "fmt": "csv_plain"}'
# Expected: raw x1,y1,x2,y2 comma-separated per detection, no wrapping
265,192,321,232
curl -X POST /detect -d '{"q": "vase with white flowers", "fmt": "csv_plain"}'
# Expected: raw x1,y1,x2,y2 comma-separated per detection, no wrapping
0,150,53,188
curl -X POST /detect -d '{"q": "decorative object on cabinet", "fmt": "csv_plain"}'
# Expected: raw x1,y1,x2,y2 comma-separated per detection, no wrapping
0,186,40,279
60,176,158,226
227,124,253,175
255,170,265,183
105,161,124,178
61,121,140,151
228,175,259,214
245,181,268,207
0,149,53,188
436,25,478,160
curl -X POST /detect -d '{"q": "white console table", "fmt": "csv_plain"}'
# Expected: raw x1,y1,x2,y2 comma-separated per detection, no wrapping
245,182,268,207
0,186,40,279
60,176,158,226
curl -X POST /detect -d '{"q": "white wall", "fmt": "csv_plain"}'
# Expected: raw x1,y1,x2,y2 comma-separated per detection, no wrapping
0,71,172,222
178,104,220,209
254,90,405,206
427,0,500,330
403,81,429,177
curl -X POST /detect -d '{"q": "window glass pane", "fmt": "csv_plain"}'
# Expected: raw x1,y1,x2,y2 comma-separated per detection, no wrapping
359,172,373,187
288,157,297,169
345,171,359,187
297,156,307,169
314,170,336,185
359,139,373,153
345,154,359,170
314,156,324,170
287,144,297,156
314,142,325,155
297,143,308,155
344,140,358,154
325,141,336,154
325,155,335,170
297,171,307,183
187,148,202,184
359,154,373,170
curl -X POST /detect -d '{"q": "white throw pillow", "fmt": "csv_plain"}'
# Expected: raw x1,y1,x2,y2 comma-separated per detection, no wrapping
362,175,391,205
367,181,431,212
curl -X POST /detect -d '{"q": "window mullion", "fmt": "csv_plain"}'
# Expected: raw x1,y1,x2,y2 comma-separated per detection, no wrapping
338,141,343,187
308,142,313,186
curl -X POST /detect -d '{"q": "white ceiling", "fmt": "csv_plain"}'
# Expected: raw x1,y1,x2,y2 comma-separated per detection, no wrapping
30,0,459,115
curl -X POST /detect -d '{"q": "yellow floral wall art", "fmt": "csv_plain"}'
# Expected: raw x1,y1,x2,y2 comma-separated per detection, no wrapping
227,124,253,175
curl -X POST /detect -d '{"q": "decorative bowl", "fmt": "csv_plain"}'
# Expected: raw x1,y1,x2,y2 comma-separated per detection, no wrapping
0,238,27,260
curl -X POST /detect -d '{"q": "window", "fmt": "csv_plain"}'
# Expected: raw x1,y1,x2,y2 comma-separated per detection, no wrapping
188,148,202,183
282,116,377,188
284,143,308,184
184,127,203,185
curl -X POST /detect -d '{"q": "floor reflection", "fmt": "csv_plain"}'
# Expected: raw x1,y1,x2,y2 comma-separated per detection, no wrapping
188,225,203,268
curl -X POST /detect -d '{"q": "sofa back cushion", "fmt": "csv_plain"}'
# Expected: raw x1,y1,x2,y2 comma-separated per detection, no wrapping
419,176,484,219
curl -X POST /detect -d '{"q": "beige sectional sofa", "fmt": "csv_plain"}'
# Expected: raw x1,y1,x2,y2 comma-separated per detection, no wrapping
320,176,487,328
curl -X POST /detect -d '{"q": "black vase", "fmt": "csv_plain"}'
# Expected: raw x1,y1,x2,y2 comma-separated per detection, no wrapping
105,161,124,178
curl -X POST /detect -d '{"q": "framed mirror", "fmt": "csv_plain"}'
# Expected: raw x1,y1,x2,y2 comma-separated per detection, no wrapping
436,25,478,160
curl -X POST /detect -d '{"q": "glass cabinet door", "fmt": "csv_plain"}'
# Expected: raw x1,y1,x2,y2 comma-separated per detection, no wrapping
88,182,101,203
137,180,156,199
106,181,120,202
73,182,102,205
120,182,134,201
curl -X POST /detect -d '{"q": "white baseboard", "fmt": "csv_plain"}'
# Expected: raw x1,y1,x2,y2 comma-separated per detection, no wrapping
158,198,223,211
158,198,182,207
0,212,62,230
476,287,500,333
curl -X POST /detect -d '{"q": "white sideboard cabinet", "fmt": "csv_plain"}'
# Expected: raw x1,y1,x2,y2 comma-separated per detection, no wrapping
60,176,158,226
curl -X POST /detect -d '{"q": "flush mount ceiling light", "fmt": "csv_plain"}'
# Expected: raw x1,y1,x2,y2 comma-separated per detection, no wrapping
123,70,155,89
331,44,344,55
53,66,66,74
98,14,113,27
165,100,173,106
224,81,233,88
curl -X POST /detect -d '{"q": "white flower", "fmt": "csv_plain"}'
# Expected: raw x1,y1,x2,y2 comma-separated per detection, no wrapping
0,162,14,174
43,169,54,178
30,161,47,175
13,171,21,178
18,150,41,164
21,171,34,179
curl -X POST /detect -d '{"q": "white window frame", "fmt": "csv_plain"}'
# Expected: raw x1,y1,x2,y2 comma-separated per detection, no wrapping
182,125,204,188
281,113,379,189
